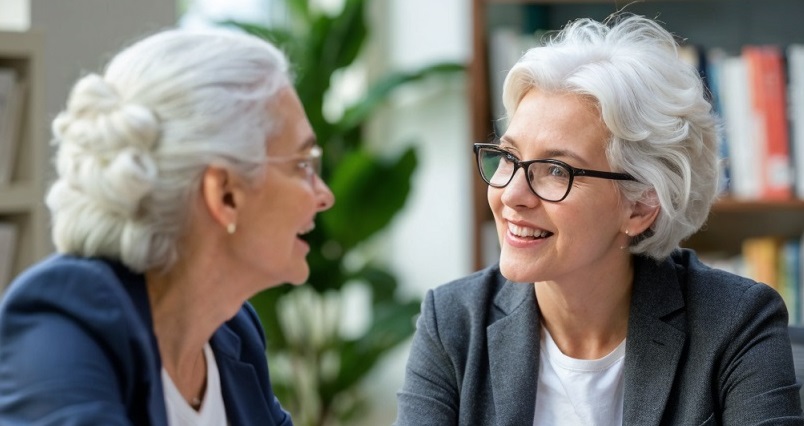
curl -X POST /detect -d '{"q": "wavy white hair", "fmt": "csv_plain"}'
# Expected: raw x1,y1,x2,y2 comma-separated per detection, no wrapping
46,28,291,271
502,14,719,259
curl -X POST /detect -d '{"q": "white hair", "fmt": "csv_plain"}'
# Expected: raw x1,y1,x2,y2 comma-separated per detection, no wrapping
502,14,719,259
47,28,291,271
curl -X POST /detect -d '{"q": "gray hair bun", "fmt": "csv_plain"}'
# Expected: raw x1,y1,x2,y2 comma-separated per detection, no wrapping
49,73,159,218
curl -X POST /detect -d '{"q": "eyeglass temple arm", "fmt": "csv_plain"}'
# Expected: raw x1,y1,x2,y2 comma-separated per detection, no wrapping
573,168,636,181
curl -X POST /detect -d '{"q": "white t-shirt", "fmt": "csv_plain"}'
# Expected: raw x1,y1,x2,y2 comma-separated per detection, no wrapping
161,343,228,426
533,327,626,426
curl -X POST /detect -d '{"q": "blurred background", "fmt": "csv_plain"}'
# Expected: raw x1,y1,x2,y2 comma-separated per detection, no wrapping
3,0,804,424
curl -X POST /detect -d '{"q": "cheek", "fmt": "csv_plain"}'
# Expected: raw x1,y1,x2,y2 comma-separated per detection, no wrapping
271,205,303,238
555,200,622,248
487,187,503,215
487,188,507,244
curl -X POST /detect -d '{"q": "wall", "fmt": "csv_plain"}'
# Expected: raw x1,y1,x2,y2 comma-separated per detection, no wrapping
30,0,177,183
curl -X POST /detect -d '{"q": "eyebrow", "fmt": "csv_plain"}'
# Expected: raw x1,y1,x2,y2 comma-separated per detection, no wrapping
499,136,587,164
299,136,318,152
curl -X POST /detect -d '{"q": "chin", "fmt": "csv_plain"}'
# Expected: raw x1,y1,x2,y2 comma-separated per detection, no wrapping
499,266,529,284
285,265,310,285
498,255,538,284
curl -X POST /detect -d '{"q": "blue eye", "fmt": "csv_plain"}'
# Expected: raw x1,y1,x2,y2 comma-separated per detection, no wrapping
501,150,519,164
547,164,570,178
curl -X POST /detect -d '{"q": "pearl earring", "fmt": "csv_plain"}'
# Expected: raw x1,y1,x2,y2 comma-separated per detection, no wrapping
625,230,630,236
227,223,237,235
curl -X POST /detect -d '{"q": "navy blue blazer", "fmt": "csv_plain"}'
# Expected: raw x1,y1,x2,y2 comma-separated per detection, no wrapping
0,254,292,425
396,249,804,425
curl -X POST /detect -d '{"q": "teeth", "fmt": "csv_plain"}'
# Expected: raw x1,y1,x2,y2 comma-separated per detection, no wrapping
508,223,549,238
299,223,315,235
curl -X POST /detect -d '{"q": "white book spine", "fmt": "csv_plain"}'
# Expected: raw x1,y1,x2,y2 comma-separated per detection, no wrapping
720,55,760,199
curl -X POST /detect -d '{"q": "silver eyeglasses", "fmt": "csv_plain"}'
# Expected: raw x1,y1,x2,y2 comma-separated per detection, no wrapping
473,143,637,202
265,145,323,183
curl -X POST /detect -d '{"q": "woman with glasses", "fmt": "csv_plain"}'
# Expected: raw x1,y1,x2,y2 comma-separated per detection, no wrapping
0,28,333,425
396,14,803,425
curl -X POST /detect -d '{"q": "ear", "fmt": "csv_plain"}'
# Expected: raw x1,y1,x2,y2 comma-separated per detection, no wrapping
625,189,660,235
201,166,239,231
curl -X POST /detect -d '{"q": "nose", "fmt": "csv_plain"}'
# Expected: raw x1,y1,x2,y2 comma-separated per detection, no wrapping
500,167,539,208
314,175,335,211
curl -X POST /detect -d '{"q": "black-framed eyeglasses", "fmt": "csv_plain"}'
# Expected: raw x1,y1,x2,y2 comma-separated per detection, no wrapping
265,145,323,183
473,143,637,202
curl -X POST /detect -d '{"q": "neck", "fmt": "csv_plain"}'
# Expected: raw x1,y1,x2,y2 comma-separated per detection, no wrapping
534,256,634,359
145,256,242,409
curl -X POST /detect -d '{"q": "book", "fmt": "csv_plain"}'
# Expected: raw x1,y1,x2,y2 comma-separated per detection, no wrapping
744,45,793,200
0,222,17,291
787,44,804,198
719,54,760,199
799,232,804,324
782,238,801,323
705,48,731,196
742,236,782,289
0,68,23,186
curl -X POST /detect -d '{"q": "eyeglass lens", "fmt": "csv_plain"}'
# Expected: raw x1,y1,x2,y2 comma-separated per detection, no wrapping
477,148,571,202
308,147,323,177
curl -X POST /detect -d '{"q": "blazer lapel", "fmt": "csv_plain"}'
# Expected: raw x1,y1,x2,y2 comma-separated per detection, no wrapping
622,255,687,426
487,281,540,426
211,324,275,426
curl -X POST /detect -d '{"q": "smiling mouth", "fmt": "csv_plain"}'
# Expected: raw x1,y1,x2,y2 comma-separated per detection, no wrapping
508,223,552,239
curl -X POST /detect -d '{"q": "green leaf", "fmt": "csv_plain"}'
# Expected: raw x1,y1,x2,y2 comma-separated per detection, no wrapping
285,0,311,23
319,0,367,74
338,62,465,133
322,147,417,250
349,265,398,303
295,0,367,127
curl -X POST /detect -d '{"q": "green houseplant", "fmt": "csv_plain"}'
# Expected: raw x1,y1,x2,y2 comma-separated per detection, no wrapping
224,0,464,424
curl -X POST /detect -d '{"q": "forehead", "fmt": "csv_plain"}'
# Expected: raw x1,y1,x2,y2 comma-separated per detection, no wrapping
266,87,314,153
503,89,609,159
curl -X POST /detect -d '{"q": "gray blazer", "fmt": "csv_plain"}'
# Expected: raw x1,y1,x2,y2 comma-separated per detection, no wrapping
395,249,804,425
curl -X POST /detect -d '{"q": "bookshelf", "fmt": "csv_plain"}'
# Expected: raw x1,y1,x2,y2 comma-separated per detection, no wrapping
469,0,804,270
0,30,48,292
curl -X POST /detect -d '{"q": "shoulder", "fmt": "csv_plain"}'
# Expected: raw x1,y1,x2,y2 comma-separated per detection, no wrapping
7,253,124,288
0,255,158,421
1,254,141,323
666,251,801,420
673,249,780,306
668,249,787,332
0,254,149,352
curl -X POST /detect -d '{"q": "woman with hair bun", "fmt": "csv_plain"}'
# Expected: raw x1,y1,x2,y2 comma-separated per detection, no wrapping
395,14,803,425
0,27,334,425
